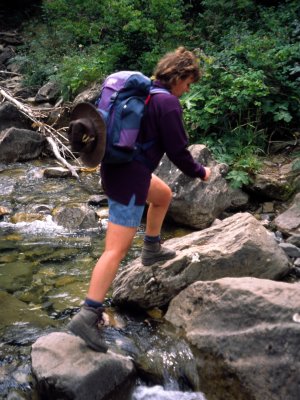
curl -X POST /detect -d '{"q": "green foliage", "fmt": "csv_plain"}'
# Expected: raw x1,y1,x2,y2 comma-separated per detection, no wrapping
16,0,300,187
200,127,264,188
57,46,111,99
226,170,251,189
182,59,269,137
292,156,300,172
20,0,187,92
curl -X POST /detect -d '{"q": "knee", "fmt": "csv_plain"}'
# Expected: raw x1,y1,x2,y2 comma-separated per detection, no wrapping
163,185,173,206
155,185,173,208
103,246,129,264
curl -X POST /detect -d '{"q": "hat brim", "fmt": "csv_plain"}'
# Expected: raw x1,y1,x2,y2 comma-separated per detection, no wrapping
70,102,106,168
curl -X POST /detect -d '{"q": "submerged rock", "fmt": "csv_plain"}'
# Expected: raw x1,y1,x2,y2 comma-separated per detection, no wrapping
165,277,300,400
31,331,136,400
0,291,55,328
113,212,290,309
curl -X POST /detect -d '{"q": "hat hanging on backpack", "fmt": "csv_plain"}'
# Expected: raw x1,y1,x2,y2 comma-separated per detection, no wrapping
68,102,106,168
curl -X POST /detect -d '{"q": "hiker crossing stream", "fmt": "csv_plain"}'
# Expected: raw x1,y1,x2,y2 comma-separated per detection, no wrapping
0,159,206,400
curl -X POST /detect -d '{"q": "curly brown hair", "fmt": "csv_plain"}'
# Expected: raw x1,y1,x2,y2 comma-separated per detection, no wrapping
153,46,201,89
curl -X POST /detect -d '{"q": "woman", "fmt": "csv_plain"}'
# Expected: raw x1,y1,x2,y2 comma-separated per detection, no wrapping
67,47,211,352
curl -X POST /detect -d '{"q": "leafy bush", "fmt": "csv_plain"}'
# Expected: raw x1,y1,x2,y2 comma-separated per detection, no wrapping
17,0,300,187
19,0,187,94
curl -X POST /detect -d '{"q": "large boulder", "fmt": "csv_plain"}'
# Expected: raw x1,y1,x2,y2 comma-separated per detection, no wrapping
112,213,290,309
165,277,300,400
0,127,46,162
31,332,135,400
155,144,248,229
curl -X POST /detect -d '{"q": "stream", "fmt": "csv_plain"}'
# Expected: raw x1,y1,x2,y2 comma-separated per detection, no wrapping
0,159,207,400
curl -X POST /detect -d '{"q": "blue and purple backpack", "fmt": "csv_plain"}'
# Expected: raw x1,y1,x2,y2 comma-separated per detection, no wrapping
95,71,170,165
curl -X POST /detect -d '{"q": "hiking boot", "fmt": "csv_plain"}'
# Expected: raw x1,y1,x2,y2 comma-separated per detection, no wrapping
67,305,108,352
141,241,176,266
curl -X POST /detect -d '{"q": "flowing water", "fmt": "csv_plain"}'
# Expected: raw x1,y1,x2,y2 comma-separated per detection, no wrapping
0,160,206,400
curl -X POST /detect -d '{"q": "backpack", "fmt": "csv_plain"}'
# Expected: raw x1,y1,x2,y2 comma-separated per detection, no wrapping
95,71,170,165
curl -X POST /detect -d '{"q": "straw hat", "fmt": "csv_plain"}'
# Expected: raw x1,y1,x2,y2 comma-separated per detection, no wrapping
68,102,106,168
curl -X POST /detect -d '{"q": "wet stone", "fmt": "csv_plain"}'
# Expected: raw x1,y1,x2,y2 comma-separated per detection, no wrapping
0,261,35,292
88,194,108,207
279,242,300,258
43,167,76,178
0,291,55,329
0,205,11,216
262,202,274,213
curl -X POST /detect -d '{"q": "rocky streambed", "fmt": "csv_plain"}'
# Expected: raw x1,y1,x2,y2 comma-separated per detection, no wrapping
1,157,300,400
1,25,300,400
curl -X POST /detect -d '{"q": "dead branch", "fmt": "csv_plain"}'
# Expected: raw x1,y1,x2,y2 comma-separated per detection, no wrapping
0,70,21,76
0,86,80,178
46,137,79,178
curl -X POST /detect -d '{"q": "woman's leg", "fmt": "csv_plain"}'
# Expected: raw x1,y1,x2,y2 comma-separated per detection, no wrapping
142,174,176,266
87,221,137,302
145,174,173,236
67,221,137,352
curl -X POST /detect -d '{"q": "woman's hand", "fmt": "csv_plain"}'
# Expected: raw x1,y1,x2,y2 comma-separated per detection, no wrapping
202,167,211,181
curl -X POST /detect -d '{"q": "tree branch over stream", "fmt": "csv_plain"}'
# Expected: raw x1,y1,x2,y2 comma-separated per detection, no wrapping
0,86,80,179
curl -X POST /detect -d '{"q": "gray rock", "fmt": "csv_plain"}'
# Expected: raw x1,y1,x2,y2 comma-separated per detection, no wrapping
0,102,31,131
35,81,60,104
73,82,102,105
247,158,297,201
88,194,108,207
165,277,300,400
113,212,290,309
279,242,300,258
0,127,46,163
274,193,300,235
43,167,76,178
155,144,249,229
53,204,99,230
286,233,300,247
31,332,135,400
0,47,14,65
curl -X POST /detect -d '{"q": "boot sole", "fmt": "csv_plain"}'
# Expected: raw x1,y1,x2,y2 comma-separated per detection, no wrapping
142,252,176,266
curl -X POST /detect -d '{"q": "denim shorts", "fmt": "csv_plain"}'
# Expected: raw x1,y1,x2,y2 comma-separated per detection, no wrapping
108,195,145,228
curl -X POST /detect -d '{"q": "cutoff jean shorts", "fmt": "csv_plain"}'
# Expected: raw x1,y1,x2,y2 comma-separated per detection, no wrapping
108,195,145,228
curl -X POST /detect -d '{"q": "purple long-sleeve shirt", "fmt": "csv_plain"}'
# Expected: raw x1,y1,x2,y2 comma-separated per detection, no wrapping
100,81,206,205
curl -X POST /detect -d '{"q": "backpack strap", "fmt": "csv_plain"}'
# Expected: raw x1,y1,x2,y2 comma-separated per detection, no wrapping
145,87,170,105
149,87,170,95
134,86,171,169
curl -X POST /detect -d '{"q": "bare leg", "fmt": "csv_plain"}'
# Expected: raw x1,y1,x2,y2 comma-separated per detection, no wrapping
141,174,176,266
87,222,137,302
67,222,137,352
145,174,172,236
